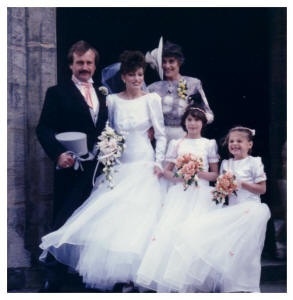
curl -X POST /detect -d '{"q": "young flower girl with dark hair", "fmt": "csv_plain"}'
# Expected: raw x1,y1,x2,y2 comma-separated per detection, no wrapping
135,104,220,292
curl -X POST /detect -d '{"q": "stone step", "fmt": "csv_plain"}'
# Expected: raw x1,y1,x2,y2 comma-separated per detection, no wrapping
260,281,286,293
41,258,288,292
9,281,287,293
8,258,287,292
260,258,287,282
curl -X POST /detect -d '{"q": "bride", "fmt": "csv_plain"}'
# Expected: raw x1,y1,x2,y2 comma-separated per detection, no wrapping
39,50,167,291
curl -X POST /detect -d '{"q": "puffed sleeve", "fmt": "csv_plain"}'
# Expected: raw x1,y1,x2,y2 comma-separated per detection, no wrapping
147,93,167,168
192,78,214,124
207,139,219,163
251,157,267,183
106,94,114,128
165,139,178,164
219,159,228,175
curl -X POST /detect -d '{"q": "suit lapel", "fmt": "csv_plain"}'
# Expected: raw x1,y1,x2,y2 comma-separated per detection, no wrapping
66,80,107,130
94,84,108,129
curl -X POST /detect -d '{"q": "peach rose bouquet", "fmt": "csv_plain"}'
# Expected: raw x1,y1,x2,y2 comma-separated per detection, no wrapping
212,171,238,205
175,153,204,190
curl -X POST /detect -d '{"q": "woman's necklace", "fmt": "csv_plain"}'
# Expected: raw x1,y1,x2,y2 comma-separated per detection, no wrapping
167,80,175,94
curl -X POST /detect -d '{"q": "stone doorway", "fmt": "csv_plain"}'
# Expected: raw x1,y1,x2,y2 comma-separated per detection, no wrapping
7,7,286,290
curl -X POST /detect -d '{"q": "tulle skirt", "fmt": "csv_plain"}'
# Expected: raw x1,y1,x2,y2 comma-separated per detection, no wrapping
39,160,164,290
161,201,271,292
135,180,219,292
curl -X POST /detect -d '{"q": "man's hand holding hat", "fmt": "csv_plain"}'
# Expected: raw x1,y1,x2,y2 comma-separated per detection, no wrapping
58,152,75,168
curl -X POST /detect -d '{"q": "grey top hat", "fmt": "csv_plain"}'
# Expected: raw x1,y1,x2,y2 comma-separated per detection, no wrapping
55,132,89,157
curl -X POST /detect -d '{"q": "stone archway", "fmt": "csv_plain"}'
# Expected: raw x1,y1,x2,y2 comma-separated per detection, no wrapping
7,7,286,290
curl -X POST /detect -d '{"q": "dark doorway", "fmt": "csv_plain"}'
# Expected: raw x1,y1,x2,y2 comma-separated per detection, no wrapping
56,8,280,139
56,7,286,256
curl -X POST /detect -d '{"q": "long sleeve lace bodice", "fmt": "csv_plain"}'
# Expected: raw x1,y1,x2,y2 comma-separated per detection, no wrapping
106,93,166,166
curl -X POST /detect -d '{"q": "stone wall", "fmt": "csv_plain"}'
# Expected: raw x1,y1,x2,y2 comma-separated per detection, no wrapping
7,7,57,290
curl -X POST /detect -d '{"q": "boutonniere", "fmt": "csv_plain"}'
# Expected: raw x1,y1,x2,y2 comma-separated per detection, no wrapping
177,78,188,100
99,86,109,96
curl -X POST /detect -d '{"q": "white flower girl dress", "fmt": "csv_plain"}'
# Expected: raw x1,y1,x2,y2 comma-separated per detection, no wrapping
135,137,219,292
162,156,270,292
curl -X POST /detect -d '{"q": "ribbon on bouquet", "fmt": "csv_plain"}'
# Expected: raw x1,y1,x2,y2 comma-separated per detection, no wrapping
92,150,120,187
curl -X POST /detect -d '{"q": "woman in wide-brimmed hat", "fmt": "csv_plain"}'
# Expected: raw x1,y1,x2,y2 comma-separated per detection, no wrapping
146,37,214,142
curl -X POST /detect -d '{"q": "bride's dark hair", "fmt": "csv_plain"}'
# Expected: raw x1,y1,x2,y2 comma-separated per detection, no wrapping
119,50,146,74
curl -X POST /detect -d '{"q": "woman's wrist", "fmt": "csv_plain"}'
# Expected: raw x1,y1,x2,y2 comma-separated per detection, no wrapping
197,170,204,178
236,178,243,189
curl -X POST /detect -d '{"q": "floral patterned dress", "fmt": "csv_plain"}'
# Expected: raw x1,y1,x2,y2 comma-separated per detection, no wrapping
148,76,214,142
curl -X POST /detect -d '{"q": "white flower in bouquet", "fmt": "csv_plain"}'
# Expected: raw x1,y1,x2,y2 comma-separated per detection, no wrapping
96,122,126,188
212,171,238,205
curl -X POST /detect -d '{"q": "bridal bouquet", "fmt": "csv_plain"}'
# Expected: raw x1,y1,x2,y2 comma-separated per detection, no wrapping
175,153,204,190
212,171,238,205
96,122,126,188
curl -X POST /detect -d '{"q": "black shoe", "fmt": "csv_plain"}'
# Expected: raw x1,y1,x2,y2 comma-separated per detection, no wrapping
39,280,62,293
112,282,124,293
122,282,138,293
83,287,103,293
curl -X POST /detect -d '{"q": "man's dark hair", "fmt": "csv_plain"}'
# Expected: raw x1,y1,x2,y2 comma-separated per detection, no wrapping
67,40,100,66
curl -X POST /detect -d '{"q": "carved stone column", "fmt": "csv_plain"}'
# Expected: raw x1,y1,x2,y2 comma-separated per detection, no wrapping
7,7,57,290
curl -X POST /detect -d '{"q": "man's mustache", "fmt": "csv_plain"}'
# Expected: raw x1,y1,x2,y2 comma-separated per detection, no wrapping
79,70,90,74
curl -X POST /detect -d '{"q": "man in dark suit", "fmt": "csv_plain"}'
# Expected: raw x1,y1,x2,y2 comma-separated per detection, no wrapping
36,40,108,292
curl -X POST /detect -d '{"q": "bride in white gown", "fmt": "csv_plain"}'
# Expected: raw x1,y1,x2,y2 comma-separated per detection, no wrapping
39,50,166,290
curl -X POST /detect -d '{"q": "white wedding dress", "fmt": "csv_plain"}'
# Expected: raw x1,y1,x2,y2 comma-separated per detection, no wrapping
39,92,167,290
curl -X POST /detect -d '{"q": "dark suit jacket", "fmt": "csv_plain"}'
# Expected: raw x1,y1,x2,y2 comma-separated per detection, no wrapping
36,80,108,162
36,80,108,229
